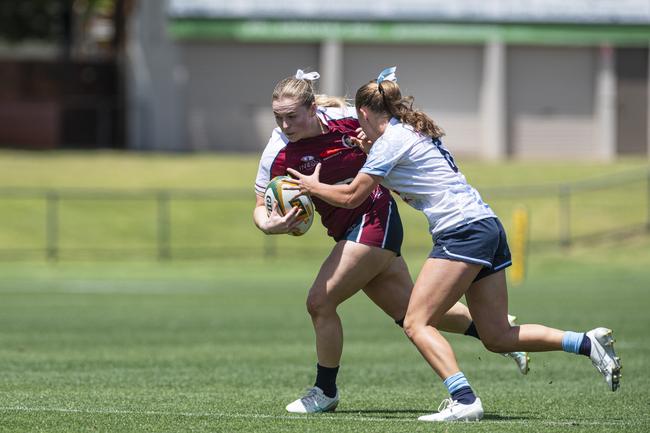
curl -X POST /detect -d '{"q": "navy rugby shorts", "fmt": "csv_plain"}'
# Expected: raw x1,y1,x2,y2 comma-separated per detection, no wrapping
429,217,512,282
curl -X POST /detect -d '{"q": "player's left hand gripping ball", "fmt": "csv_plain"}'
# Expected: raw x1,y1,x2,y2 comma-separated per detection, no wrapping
264,176,315,236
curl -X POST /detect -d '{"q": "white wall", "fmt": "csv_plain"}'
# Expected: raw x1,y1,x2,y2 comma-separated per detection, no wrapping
172,39,648,159
178,41,484,155
507,46,597,158
178,41,319,151
344,44,483,157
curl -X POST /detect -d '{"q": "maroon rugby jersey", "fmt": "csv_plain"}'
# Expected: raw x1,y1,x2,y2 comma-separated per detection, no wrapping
255,106,391,239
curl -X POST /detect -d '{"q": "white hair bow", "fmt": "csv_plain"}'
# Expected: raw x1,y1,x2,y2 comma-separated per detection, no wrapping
295,69,320,81
377,66,397,84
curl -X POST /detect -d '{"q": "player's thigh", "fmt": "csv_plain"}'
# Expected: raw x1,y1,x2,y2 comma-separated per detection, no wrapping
407,258,481,327
465,270,511,339
362,255,413,321
437,302,473,335
363,257,475,332
308,240,395,309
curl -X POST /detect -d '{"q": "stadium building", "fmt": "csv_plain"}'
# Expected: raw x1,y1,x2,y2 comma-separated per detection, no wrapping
3,1,648,160
126,0,650,159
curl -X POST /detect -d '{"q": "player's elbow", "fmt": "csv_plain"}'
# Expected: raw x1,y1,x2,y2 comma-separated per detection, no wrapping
340,185,369,208
343,193,364,209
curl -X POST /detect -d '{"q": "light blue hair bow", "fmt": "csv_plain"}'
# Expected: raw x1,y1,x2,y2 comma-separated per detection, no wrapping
377,66,397,84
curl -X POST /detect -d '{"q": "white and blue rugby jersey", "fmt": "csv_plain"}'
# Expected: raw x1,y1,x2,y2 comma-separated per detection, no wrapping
359,118,495,238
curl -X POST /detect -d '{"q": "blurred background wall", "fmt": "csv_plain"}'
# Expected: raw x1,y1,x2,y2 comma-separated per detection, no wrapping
1,0,649,160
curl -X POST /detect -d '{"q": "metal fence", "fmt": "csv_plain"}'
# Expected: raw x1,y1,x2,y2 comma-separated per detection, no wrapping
480,168,650,247
0,169,648,261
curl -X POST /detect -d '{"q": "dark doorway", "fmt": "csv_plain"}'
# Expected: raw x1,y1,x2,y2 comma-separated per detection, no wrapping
616,47,648,156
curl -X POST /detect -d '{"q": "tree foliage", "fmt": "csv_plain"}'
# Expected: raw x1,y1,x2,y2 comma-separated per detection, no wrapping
0,0,118,44
0,0,67,42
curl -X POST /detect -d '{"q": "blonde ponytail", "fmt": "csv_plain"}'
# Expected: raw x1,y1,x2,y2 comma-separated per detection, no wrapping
315,94,347,108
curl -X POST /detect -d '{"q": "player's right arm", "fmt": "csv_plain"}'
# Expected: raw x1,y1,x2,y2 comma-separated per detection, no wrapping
253,129,304,235
351,127,374,154
253,194,302,235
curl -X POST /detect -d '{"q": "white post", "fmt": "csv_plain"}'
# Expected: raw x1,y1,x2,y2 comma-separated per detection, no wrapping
480,38,507,160
319,39,343,97
595,44,617,160
126,0,187,150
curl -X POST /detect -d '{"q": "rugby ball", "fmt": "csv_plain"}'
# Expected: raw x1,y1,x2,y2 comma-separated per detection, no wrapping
264,176,315,236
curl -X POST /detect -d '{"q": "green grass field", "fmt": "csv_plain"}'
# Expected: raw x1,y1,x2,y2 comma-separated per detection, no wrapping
0,151,649,432
1,242,649,433
0,151,649,259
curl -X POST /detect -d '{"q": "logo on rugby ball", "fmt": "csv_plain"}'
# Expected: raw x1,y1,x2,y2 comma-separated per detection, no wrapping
264,176,315,236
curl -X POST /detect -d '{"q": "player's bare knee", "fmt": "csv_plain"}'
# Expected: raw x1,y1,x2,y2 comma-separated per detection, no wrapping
402,316,424,341
305,296,321,318
306,293,335,318
481,334,509,353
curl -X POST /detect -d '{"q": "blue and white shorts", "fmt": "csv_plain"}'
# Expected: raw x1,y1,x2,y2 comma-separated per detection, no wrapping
429,217,512,282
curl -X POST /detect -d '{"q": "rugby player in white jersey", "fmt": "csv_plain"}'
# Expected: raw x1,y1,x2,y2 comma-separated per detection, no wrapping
288,67,621,422
253,70,530,414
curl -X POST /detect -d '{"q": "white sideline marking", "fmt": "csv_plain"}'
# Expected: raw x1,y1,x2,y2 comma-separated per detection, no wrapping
0,406,644,426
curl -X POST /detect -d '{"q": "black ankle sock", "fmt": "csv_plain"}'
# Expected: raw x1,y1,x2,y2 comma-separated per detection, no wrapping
315,364,339,398
451,386,476,405
579,334,592,357
464,322,481,340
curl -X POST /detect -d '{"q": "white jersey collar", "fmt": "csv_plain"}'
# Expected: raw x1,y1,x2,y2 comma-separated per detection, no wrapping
316,106,330,133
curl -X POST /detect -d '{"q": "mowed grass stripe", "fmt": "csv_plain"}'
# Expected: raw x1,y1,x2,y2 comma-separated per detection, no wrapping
0,250,648,433
0,406,645,427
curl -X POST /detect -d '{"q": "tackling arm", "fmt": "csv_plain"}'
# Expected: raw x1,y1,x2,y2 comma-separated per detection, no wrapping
287,164,381,209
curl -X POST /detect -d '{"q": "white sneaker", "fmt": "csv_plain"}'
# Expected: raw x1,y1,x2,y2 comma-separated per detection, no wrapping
285,386,339,413
586,327,622,391
502,315,530,375
418,397,483,422
503,351,530,375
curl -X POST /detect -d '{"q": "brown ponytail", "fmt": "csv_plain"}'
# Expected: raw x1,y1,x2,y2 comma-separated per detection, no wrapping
355,80,444,139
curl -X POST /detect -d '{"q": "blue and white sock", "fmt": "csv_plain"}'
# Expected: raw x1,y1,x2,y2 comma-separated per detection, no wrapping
443,372,476,405
562,331,591,357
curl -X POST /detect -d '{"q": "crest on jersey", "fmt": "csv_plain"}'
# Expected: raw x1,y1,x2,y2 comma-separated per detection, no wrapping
298,155,320,172
341,135,355,148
